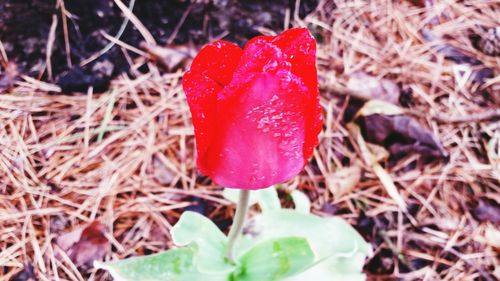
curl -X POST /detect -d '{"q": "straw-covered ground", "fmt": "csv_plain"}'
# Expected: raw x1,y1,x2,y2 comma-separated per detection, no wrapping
1,0,499,280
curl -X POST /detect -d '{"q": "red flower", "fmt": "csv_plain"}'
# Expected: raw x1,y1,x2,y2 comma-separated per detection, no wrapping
182,28,322,189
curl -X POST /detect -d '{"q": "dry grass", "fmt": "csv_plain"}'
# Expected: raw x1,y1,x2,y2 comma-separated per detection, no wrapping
1,0,499,280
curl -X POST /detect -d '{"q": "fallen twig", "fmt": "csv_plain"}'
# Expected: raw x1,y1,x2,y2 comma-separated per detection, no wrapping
406,108,500,124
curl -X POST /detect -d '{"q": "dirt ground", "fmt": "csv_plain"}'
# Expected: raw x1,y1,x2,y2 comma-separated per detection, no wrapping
1,0,499,280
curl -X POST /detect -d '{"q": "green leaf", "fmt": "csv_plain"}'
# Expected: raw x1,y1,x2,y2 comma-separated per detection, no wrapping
284,246,368,280
223,188,281,212
232,237,315,281
284,260,366,281
244,210,372,276
95,244,225,281
171,212,233,273
290,191,310,214
256,187,281,212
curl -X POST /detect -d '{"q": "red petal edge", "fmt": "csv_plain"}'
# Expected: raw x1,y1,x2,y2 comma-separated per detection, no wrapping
182,41,243,174
270,28,322,160
189,40,243,86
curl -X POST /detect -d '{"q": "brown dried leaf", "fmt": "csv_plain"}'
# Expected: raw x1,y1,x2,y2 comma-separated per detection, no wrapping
141,42,196,71
357,114,448,159
56,221,109,268
347,71,401,104
421,29,493,84
56,226,84,251
327,165,362,197
473,198,500,224
348,123,407,211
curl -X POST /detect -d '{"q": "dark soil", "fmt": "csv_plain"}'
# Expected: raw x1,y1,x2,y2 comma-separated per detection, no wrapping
0,0,318,93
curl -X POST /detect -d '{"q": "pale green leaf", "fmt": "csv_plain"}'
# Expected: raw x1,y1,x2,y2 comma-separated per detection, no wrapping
255,187,281,212
290,190,310,214
95,245,226,281
171,212,233,273
244,210,372,271
284,259,366,281
284,246,368,280
232,237,314,281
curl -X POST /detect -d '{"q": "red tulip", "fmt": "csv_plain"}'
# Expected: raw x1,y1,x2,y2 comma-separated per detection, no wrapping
182,28,322,189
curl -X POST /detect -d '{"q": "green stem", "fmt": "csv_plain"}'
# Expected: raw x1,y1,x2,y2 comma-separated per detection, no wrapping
226,189,250,263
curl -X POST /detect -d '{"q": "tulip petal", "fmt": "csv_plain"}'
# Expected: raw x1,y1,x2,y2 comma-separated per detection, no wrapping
183,41,243,174
270,28,317,91
207,70,309,189
182,71,222,174
183,28,323,190
270,28,322,158
243,35,273,47
229,38,291,88
190,40,243,86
